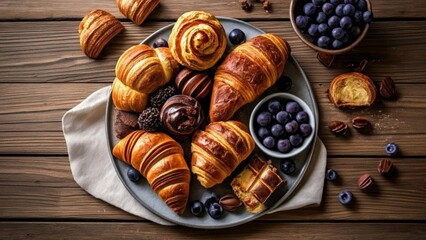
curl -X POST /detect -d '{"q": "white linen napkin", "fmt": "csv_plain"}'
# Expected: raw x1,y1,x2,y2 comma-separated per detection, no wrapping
62,86,327,225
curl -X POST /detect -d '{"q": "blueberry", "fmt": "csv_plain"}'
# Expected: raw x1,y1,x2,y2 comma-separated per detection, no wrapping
263,136,276,149
285,101,301,114
258,127,270,139
300,123,313,137
256,111,272,127
308,24,319,37
363,11,373,23
316,12,327,23
289,134,304,147
335,4,345,16
303,3,317,16
280,159,296,174
127,167,141,182
354,11,363,24
229,29,246,45
318,23,329,35
338,190,353,205
341,32,350,43
357,0,367,11
153,38,168,48
276,111,291,124
332,39,344,49
332,27,345,39
343,0,354,4
296,111,309,123
326,169,338,181
204,194,220,209
322,3,334,15
268,100,281,114
328,15,341,28
277,139,292,153
340,16,353,29
317,35,330,48
343,4,355,16
208,202,223,219
276,76,293,92
385,142,398,155
330,0,342,5
190,200,204,216
285,120,299,134
350,26,361,36
312,0,324,6
296,15,310,29
271,124,285,137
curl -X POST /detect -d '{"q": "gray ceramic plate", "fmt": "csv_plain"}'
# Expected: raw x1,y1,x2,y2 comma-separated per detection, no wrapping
106,17,319,229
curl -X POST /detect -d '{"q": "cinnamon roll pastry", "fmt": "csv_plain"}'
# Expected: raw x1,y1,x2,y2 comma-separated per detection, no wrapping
168,11,227,71
78,9,124,58
116,0,160,25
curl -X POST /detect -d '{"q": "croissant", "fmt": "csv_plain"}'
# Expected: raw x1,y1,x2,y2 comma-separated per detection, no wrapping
231,154,284,213
328,72,377,108
116,0,160,25
78,9,124,58
209,34,291,122
168,11,227,71
191,121,255,188
112,78,148,113
112,130,190,214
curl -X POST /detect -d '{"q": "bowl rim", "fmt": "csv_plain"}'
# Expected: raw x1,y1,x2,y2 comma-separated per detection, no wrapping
249,92,316,159
289,0,372,55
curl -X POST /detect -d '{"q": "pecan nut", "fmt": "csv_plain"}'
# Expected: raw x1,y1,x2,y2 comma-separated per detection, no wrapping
240,0,253,11
351,116,371,130
379,76,398,100
263,1,272,12
317,52,335,68
358,174,375,191
328,120,348,136
378,158,394,175
219,194,242,212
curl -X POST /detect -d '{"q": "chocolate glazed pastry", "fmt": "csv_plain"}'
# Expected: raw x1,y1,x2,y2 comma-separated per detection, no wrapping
160,95,204,139
175,68,213,100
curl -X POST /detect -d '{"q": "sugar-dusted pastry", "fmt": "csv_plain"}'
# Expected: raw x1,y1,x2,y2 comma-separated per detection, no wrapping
231,154,284,213
209,34,291,122
113,130,191,214
191,121,255,188
328,72,377,108
175,68,213,100
78,9,124,58
116,0,160,25
168,11,227,71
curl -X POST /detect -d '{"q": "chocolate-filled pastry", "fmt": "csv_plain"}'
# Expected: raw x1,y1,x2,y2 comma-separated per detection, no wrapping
114,109,139,139
175,68,213,100
160,95,204,139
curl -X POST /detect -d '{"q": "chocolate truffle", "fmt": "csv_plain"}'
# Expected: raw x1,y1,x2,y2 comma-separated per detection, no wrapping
175,68,213,100
160,95,204,139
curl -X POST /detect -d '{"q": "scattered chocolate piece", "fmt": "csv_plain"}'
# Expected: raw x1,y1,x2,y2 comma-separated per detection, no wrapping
114,110,139,139
263,0,272,12
240,0,253,11
328,120,348,136
351,116,371,131
378,158,394,175
379,76,398,100
317,52,335,68
358,174,375,191
219,194,242,212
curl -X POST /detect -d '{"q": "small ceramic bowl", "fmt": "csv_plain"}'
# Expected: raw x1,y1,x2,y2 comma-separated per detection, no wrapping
289,0,372,55
249,93,316,159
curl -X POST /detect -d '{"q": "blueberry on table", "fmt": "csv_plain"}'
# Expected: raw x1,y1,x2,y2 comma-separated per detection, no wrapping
316,12,327,23
317,35,331,48
296,15,309,29
363,11,374,23
385,143,399,155
300,123,313,137
285,101,301,114
276,111,291,124
127,167,141,182
303,3,317,16
308,24,319,37
229,29,246,45
332,39,344,49
271,124,285,137
326,169,338,181
332,27,345,40
263,136,276,149
340,16,353,29
190,200,204,216
335,4,345,17
258,127,270,139
343,4,355,16
322,3,335,15
280,159,296,174
277,139,292,153
208,202,224,219
153,38,168,48
328,16,341,28
296,111,309,123
289,134,304,147
268,100,281,114
318,23,329,35
338,190,353,205
285,120,299,134
257,111,272,127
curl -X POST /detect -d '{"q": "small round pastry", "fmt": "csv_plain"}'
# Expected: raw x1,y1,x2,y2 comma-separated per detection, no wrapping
160,95,204,139
175,68,213,100
168,11,227,71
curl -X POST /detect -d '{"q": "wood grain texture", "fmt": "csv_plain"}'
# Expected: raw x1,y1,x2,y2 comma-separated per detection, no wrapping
0,156,425,220
0,0,425,20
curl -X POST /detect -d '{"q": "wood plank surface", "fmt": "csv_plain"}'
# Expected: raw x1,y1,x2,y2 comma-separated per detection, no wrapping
1,21,425,85
1,156,425,220
0,0,425,20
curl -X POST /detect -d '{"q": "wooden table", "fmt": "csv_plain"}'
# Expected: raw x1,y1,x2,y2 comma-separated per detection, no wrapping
1,0,425,238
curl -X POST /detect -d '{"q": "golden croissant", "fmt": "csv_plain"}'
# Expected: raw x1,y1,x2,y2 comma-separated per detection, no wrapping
112,130,190,214
191,121,255,188
168,11,227,71
209,34,291,122
112,44,180,112
78,9,124,58
116,0,160,25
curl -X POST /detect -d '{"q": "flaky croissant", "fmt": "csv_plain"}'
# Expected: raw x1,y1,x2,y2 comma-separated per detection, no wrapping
209,34,291,122
78,9,124,58
191,121,255,188
168,11,227,71
112,130,190,214
116,0,160,25
112,45,180,112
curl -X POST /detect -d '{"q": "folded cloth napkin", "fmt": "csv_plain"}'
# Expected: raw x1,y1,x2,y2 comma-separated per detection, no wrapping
62,86,327,226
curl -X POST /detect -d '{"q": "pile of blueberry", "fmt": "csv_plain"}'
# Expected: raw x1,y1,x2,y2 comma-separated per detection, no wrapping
294,0,373,50
190,193,223,219
255,98,313,153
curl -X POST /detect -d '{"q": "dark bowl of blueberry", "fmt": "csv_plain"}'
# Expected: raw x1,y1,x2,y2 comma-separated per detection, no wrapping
290,0,373,55
249,93,316,159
